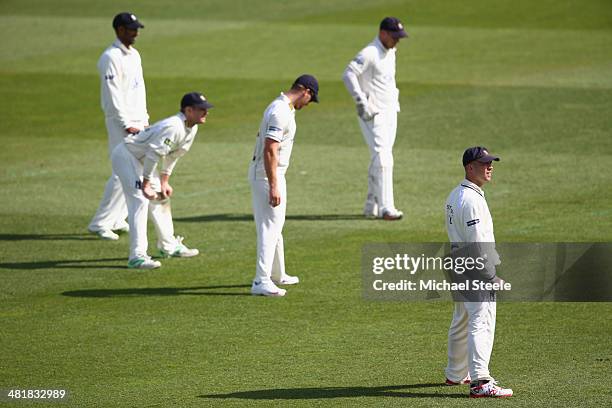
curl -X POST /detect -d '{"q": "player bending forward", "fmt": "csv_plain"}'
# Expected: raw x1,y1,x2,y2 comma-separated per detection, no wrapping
249,75,319,296
112,92,212,269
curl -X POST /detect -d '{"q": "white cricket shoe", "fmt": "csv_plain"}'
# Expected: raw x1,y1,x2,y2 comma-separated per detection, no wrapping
251,280,286,297
89,228,119,241
469,380,513,398
273,274,300,285
382,208,404,221
159,236,199,258
127,256,161,270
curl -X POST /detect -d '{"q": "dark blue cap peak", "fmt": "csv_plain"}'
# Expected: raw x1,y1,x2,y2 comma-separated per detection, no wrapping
462,146,500,166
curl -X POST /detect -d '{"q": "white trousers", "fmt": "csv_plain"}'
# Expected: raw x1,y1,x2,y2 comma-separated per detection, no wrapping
445,301,497,382
111,143,178,260
249,166,287,283
358,110,398,215
88,118,131,231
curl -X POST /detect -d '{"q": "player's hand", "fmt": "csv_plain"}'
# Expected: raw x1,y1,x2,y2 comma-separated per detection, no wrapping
142,181,157,200
160,182,173,199
125,127,140,135
269,187,281,207
356,100,376,121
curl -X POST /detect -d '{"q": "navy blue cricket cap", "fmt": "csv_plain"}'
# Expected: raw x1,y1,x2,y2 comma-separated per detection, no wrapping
113,12,144,30
293,74,319,103
181,92,214,110
462,146,500,166
380,17,408,38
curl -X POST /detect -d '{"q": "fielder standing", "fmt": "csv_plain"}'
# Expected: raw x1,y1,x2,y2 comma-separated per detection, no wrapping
249,75,319,296
111,92,211,269
342,17,407,220
89,12,149,240
444,146,513,398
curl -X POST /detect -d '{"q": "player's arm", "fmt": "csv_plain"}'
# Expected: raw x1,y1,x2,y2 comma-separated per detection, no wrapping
141,153,160,200
135,52,150,128
462,201,498,282
158,148,188,198
159,173,172,199
263,138,281,207
342,50,376,120
98,55,134,133
141,125,176,200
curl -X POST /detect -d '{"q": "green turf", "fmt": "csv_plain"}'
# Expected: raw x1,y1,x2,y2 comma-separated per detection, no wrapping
1,1,611,407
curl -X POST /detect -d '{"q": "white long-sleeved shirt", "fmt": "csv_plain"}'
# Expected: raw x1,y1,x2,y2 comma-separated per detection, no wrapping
124,112,197,178
250,93,296,180
98,39,149,129
446,179,500,269
342,36,400,113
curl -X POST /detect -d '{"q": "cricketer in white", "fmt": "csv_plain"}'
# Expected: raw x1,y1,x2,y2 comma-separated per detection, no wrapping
111,92,211,269
89,12,149,241
249,75,319,296
342,17,407,221
444,146,513,398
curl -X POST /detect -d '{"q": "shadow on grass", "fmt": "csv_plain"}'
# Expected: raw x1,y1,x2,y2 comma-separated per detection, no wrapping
0,257,127,270
62,284,252,298
175,213,364,222
198,383,466,400
0,233,99,241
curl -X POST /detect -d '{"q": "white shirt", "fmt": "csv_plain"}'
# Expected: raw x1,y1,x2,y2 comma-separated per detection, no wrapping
446,179,500,266
250,93,296,179
446,179,495,244
124,112,198,177
98,39,149,128
342,36,400,113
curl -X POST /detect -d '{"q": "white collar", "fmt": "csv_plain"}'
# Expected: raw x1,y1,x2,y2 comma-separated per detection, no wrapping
461,179,485,197
280,92,294,111
177,112,194,131
374,36,391,53
113,39,133,55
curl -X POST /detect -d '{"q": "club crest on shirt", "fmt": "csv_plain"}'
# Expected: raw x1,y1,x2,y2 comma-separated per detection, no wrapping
163,138,173,147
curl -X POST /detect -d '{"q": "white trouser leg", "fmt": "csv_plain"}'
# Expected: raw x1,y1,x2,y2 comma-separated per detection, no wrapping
111,143,149,260
251,173,287,284
89,118,129,231
465,301,496,381
88,174,127,231
358,111,398,215
445,302,470,381
270,234,286,282
369,150,395,215
149,198,177,252
359,117,377,209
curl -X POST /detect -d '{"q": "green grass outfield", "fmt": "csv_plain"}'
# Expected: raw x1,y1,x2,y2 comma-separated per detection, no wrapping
1,1,611,406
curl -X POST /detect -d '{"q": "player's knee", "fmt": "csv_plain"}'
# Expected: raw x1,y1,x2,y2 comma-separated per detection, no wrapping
372,151,394,168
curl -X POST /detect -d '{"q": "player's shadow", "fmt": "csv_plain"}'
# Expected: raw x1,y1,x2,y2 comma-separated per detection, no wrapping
0,257,127,270
62,284,252,298
198,383,466,400
0,233,99,241
175,213,364,222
